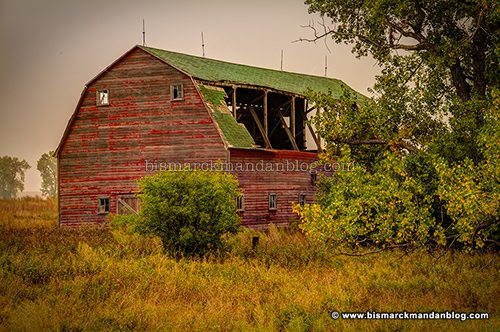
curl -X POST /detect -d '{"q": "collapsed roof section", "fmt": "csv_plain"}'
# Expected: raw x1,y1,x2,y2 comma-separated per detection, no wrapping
140,45,367,151
197,84,255,149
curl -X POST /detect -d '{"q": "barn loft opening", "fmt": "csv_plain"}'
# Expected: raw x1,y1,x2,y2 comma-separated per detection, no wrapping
219,85,308,151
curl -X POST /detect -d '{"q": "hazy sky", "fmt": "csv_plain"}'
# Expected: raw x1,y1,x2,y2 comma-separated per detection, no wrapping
0,0,380,192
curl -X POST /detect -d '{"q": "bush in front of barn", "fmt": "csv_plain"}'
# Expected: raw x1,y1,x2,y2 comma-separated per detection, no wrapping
137,169,241,258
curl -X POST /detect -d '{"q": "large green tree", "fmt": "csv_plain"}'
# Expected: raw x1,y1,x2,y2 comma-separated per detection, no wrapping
0,156,30,199
295,0,499,251
37,151,57,198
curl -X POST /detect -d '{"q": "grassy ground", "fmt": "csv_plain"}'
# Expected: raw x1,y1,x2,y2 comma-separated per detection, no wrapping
0,198,498,331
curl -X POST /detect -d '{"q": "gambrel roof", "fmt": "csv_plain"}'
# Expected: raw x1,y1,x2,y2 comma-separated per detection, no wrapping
140,46,366,103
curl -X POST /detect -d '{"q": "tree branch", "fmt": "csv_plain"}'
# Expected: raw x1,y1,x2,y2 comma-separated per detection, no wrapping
338,243,411,256
450,61,471,102
337,139,418,152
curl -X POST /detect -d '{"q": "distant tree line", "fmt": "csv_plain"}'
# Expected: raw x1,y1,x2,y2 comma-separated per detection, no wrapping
0,152,57,199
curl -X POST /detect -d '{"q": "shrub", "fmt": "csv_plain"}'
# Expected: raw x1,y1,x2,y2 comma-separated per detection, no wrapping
138,169,241,257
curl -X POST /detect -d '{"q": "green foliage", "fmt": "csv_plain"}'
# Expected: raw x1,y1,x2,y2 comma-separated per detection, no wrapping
0,156,30,199
37,151,57,198
137,169,241,257
294,150,443,250
307,55,452,170
435,93,500,250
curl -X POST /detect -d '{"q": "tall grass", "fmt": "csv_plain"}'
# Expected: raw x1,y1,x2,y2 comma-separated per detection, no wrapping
0,198,498,331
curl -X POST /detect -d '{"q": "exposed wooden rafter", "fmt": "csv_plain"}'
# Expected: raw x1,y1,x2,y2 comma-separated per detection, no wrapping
307,122,321,151
249,105,272,149
277,109,299,151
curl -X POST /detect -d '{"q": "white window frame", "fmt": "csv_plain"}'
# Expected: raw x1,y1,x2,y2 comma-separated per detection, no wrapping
299,193,306,206
98,197,110,214
97,89,109,106
269,193,277,211
170,84,184,101
236,194,245,212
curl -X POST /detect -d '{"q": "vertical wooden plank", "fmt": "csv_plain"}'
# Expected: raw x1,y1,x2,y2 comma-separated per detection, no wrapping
263,90,268,137
291,96,296,138
232,85,237,118
303,98,308,148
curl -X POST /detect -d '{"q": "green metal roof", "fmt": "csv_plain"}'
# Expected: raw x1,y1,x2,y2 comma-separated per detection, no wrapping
140,46,366,103
197,84,255,148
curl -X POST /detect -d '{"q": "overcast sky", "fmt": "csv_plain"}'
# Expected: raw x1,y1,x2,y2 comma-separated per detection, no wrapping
0,0,380,193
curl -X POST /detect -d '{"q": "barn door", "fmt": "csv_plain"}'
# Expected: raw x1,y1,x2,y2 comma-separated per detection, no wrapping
116,194,140,215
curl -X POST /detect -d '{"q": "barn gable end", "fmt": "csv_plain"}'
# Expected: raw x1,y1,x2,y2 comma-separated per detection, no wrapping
57,47,228,226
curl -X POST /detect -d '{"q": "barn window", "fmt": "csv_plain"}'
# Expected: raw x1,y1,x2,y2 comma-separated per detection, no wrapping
236,194,244,212
171,84,184,100
98,197,110,214
310,170,318,185
269,193,277,210
97,89,109,106
298,193,306,206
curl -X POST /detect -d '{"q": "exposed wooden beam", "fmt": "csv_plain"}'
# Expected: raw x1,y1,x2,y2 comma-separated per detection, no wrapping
249,105,272,149
232,86,237,118
271,99,293,113
305,106,316,114
291,96,296,137
277,109,299,151
263,90,268,136
307,122,321,151
249,91,266,105
197,80,301,98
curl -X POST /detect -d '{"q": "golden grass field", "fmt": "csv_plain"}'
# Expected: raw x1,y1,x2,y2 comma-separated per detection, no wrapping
0,198,498,331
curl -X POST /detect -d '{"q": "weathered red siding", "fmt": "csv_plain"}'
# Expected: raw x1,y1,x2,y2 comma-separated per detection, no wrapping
58,48,227,226
229,148,323,228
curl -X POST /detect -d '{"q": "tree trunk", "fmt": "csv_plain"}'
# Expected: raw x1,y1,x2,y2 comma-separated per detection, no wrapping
450,61,471,102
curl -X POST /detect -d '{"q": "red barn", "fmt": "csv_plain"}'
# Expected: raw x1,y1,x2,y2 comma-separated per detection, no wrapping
55,45,364,228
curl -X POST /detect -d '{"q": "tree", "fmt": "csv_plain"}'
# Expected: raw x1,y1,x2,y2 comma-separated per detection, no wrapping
37,151,57,198
137,169,241,257
294,1,499,251
0,156,30,199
